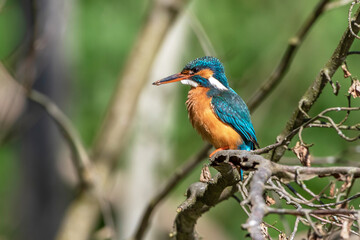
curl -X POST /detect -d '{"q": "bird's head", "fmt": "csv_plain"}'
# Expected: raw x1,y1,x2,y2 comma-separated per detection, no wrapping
153,56,229,90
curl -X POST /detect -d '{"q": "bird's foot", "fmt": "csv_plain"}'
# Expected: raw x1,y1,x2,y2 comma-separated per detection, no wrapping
209,147,230,158
210,149,244,181
227,161,244,181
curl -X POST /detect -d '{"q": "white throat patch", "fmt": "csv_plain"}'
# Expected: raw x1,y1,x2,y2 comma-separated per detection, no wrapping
181,79,198,87
208,76,227,90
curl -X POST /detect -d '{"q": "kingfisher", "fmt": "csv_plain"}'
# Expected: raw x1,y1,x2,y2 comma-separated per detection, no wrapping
153,56,258,159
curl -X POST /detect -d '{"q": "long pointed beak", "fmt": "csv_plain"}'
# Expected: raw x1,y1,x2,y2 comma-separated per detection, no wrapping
152,73,190,86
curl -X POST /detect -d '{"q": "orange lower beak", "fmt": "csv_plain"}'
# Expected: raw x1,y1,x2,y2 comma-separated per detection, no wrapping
152,73,190,86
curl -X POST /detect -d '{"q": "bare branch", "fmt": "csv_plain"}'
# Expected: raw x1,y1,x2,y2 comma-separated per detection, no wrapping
290,217,300,240
325,0,354,11
241,157,272,240
271,5,360,162
247,0,330,111
252,105,360,156
308,123,360,130
348,0,360,40
0,63,119,239
28,90,93,187
172,152,245,239
133,144,211,240
174,148,360,239
337,94,352,125
210,150,360,239
0,62,94,188
318,114,360,141
267,208,358,216
186,11,217,57
92,0,189,166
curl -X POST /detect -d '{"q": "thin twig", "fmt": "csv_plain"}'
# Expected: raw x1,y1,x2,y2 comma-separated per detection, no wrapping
267,207,358,216
318,114,360,141
347,50,360,55
133,144,211,240
28,90,92,186
247,0,330,111
27,90,117,240
252,106,360,155
271,5,360,162
304,212,322,237
290,217,300,240
325,0,354,11
348,0,360,40
308,181,333,202
308,123,360,130
182,148,360,239
187,11,217,57
242,157,273,240
337,95,352,126
263,222,283,235
310,214,360,236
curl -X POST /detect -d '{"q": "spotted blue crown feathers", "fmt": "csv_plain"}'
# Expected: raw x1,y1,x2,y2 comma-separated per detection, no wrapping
183,56,230,89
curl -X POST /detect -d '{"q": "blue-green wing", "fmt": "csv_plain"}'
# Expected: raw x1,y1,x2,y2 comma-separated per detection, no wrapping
211,89,258,150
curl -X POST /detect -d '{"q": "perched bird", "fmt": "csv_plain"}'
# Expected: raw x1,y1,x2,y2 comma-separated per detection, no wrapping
153,56,258,157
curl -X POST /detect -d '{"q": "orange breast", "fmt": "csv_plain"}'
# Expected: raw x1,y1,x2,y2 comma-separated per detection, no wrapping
186,87,243,149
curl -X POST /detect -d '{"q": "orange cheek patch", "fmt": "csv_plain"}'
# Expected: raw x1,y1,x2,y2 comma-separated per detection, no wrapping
198,69,213,79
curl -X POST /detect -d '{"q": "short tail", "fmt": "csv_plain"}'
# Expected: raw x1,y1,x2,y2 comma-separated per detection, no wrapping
239,139,259,151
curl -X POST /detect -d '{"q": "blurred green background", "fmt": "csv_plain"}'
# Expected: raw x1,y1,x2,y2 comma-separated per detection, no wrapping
0,0,359,239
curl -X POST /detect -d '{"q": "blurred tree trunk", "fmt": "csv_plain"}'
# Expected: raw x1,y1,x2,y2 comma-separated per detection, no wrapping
119,15,188,239
17,0,71,239
55,1,189,239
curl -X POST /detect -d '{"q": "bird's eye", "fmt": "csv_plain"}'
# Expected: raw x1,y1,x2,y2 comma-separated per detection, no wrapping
193,67,200,73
